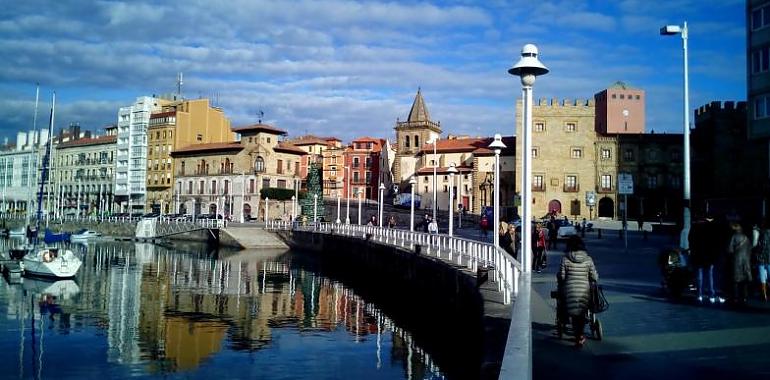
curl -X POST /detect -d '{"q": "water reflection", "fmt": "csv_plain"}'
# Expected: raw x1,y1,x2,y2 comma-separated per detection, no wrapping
0,239,446,379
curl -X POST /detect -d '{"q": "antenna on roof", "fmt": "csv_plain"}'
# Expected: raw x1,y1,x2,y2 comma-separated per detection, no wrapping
258,110,264,124
177,72,183,99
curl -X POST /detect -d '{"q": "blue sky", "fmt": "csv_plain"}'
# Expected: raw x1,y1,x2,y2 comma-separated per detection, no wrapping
0,0,747,143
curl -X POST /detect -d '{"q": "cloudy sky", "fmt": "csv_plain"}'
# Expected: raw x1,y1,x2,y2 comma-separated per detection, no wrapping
0,0,746,143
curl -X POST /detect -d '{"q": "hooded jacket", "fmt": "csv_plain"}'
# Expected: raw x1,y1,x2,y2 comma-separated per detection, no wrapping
558,250,598,317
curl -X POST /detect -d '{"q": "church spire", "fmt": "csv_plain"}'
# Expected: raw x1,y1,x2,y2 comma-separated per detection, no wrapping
407,87,430,123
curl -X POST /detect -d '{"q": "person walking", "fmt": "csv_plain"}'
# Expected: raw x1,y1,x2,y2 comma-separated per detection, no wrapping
558,236,598,348
532,223,547,272
547,217,558,250
422,214,430,233
428,217,439,234
480,215,490,239
728,223,752,306
689,218,723,303
388,215,397,229
753,221,770,302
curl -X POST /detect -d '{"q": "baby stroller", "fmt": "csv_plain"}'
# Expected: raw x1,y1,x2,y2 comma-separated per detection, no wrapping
551,280,607,341
657,247,694,298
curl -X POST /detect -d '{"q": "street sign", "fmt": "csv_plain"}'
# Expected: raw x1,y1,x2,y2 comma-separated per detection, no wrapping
618,173,634,195
585,191,596,206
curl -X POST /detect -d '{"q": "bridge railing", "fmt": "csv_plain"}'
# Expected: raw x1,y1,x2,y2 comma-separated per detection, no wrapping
265,220,522,305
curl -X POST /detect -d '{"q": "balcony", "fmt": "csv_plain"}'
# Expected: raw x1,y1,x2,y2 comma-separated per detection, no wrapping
597,186,613,193
532,185,545,192
563,184,580,193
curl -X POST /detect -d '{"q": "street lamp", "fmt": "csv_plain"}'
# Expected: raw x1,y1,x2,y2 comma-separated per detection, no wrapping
378,183,385,227
336,194,341,224
409,176,416,232
427,136,438,221
313,193,318,223
345,166,351,224
291,195,296,222
509,43,549,273
660,22,691,252
447,163,458,236
265,197,269,222
357,190,362,225
489,134,507,248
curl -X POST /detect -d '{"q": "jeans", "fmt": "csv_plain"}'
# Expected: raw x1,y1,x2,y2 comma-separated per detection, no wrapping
697,265,716,298
758,263,769,284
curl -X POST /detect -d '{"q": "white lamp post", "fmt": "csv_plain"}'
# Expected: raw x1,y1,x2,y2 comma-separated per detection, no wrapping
428,136,438,221
345,166,351,224
336,195,341,224
378,183,385,227
357,190,362,225
447,163,458,236
313,193,318,223
294,177,299,221
291,195,296,222
509,44,549,273
265,197,269,222
489,134,507,249
409,176,416,232
660,22,691,252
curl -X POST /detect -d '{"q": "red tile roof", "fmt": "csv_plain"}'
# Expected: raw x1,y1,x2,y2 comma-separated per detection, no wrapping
171,142,243,155
57,135,116,148
274,142,308,155
232,123,287,135
415,165,474,175
287,135,331,146
418,136,515,155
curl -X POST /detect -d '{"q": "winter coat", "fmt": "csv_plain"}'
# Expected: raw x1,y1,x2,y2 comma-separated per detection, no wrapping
558,250,598,317
689,220,721,268
755,229,770,265
729,232,753,283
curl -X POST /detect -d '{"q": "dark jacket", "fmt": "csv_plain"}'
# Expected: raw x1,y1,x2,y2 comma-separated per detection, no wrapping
558,250,598,317
729,231,753,283
689,220,720,268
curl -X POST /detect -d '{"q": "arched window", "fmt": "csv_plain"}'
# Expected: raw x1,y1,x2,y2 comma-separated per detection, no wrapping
414,135,420,148
255,156,265,172
405,135,410,148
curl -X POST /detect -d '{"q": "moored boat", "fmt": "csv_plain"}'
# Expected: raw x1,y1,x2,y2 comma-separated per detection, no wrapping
44,228,71,244
70,229,101,241
21,247,82,279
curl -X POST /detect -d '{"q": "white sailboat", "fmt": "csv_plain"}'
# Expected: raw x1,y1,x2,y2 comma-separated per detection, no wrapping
21,91,82,279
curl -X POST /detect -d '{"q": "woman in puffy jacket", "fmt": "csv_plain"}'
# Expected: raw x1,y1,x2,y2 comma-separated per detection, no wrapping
558,236,598,347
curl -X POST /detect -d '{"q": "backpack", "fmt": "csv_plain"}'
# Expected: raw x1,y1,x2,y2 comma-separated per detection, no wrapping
480,217,489,229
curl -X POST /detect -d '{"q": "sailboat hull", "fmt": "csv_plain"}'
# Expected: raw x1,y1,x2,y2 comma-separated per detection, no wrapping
22,248,82,279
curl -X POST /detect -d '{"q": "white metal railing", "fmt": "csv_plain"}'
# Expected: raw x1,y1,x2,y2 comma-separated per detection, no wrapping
265,220,522,305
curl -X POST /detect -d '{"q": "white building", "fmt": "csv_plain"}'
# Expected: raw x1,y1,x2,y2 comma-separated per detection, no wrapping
0,130,49,217
115,96,170,213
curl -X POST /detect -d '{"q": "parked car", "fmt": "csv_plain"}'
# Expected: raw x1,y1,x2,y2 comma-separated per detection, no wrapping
555,219,578,239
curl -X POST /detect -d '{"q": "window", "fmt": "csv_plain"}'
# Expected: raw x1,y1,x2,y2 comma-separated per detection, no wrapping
443,185,448,193
414,135,420,147
752,46,770,74
648,150,657,161
671,150,682,161
564,175,578,192
353,172,360,182
635,95,640,100
365,157,371,168
405,136,410,148
199,180,204,194
255,157,265,172
600,175,612,191
187,180,192,194
365,171,371,183
249,179,255,193
565,122,577,132
532,147,539,158
647,175,658,189
533,175,544,191
277,179,286,188
211,180,217,194
196,134,202,141
752,4,770,30
601,148,611,160
620,94,625,99
754,94,770,119
571,148,583,159
267,137,271,143
262,178,270,188
534,122,545,132
612,94,617,99
623,149,634,161
353,157,360,168
277,159,283,174
670,175,681,189
424,176,429,183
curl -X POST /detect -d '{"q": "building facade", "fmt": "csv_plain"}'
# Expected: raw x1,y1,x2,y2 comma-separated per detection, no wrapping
146,98,234,213
54,127,117,217
0,130,47,217
343,137,385,200
594,81,646,135
171,123,305,221
392,89,442,190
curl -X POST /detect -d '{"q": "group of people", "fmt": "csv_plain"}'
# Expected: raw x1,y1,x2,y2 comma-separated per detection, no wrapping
688,217,770,305
420,214,439,234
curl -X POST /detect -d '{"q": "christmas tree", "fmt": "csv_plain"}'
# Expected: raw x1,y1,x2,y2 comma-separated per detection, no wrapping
300,162,325,220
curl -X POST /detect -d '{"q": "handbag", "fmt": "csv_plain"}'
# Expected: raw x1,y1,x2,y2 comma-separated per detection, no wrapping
589,281,609,313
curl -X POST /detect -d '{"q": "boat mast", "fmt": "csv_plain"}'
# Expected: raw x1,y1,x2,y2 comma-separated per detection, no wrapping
28,84,40,221
35,92,54,239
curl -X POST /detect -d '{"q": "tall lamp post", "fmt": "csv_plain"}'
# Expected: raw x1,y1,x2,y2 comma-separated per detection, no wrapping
509,44,549,272
345,166,351,224
336,194,341,224
428,136,438,221
447,163,458,236
660,22,691,252
489,134,507,248
409,176,416,231
378,183,385,227
357,190,362,225
313,193,318,223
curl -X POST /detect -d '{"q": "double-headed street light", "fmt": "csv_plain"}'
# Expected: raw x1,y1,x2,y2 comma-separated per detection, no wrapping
489,134,507,248
428,136,438,221
409,176,417,231
660,21,691,252
345,166,351,224
509,44,549,273
447,163,458,236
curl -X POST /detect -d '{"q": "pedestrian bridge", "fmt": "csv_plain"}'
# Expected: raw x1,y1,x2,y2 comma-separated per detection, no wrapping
135,217,224,239
264,220,531,380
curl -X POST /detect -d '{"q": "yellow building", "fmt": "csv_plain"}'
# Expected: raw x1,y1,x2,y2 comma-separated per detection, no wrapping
146,98,233,213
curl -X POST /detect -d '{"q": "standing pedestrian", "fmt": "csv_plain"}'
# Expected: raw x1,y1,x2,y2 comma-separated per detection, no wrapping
728,223,752,305
428,218,439,234
753,221,770,302
689,218,723,303
532,222,547,272
547,217,558,250
388,215,396,228
422,214,430,233
558,236,598,348
480,215,490,239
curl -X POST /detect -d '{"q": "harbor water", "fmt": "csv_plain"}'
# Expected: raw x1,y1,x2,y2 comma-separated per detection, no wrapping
0,238,477,379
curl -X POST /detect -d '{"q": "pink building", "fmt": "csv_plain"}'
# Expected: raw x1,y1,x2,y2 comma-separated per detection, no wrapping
343,137,385,200
594,81,645,134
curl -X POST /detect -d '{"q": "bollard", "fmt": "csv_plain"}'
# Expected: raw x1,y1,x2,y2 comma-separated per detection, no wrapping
597,228,602,239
